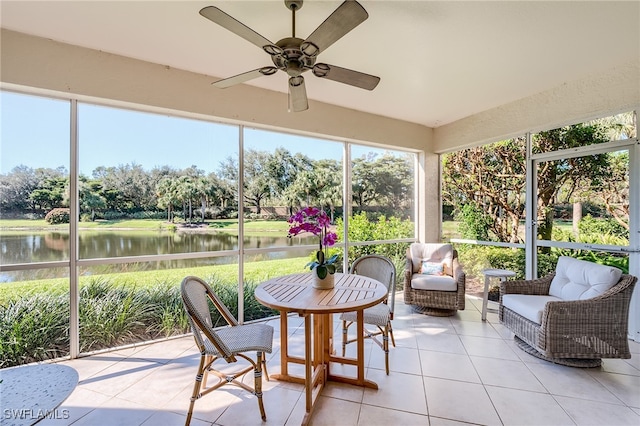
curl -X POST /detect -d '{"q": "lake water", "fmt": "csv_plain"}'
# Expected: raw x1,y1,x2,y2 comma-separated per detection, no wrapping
0,230,315,282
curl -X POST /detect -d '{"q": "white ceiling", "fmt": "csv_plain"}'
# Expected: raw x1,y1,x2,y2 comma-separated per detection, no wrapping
1,1,638,128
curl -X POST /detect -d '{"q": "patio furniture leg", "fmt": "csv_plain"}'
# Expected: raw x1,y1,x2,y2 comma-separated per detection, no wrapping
185,354,206,426
341,320,348,356
383,324,390,375
262,351,270,382
202,355,212,388
255,351,266,421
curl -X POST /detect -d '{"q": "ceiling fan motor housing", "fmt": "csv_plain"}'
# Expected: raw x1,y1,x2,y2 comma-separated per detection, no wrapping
270,37,316,76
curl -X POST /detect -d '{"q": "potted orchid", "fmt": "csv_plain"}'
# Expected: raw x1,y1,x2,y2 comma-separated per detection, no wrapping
287,206,338,287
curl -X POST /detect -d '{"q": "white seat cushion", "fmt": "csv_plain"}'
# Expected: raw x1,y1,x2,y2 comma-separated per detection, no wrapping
548,256,622,301
502,294,562,325
410,273,457,291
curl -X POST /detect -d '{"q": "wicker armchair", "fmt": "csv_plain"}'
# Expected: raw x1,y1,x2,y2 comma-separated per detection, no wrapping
403,243,466,316
181,276,274,424
499,257,637,367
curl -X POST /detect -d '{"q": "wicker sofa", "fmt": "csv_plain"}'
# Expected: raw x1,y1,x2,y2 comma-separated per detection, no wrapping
404,243,466,316
499,256,637,367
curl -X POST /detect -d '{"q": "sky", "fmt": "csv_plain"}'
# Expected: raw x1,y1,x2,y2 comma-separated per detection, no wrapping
1,91,390,176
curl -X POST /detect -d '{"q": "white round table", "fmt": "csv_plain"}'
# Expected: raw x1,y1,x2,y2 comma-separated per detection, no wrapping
0,364,78,426
481,268,516,321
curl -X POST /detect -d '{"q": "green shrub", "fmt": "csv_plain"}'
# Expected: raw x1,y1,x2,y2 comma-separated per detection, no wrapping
44,208,70,224
455,204,492,241
578,215,627,239
336,212,412,290
553,247,629,273
457,245,558,282
79,279,157,352
0,274,283,368
131,211,165,220
0,293,70,368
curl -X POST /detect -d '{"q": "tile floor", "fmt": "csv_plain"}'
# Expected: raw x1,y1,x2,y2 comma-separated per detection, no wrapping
39,295,640,425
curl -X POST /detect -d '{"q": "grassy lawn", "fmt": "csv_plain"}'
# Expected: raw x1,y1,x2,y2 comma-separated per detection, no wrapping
0,218,165,229
553,220,573,232
442,220,461,240
0,218,291,233
0,256,310,302
208,219,290,234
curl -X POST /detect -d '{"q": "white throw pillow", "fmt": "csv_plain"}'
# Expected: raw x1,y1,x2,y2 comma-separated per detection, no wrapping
548,256,622,301
410,243,453,273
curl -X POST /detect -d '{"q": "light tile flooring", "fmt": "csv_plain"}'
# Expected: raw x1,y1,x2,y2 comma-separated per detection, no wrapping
40,295,640,426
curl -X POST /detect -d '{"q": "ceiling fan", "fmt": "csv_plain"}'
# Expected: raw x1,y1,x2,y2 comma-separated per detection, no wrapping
199,0,380,112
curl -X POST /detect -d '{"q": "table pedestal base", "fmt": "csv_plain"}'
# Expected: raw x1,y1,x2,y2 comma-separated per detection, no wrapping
272,310,377,425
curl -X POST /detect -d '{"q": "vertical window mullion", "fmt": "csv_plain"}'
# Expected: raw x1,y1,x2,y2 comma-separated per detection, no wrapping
69,99,79,358
238,125,245,324
343,142,351,272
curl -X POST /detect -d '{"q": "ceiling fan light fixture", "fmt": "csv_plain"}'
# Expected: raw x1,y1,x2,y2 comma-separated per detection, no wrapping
289,76,304,87
300,41,319,57
288,75,308,112
263,44,284,56
312,63,330,78
259,67,278,76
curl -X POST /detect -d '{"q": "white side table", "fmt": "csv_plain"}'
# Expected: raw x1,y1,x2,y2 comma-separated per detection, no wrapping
481,268,516,321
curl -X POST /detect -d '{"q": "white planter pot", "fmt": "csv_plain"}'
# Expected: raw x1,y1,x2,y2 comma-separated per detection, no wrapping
312,267,335,289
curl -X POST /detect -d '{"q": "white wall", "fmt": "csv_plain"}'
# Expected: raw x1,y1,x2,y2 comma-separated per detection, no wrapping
434,60,640,152
0,29,432,153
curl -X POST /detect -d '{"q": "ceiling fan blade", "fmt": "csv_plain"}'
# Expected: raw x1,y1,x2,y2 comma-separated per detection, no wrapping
312,63,380,90
200,6,274,50
288,76,308,112
212,67,277,89
301,0,368,57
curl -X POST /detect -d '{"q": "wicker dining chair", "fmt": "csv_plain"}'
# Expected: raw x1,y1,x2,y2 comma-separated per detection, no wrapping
180,276,274,425
340,255,396,374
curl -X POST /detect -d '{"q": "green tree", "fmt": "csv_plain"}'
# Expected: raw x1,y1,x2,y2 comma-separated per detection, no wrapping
534,124,610,242
77,177,106,221
264,148,312,200
443,122,616,244
351,153,413,211
93,163,156,213
443,138,526,243
29,176,67,212
314,160,342,222
156,177,180,222
220,150,271,214
0,165,39,211
352,155,378,207
28,167,69,213
176,176,201,223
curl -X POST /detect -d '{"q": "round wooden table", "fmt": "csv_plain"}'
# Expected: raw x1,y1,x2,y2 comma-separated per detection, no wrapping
255,272,387,426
